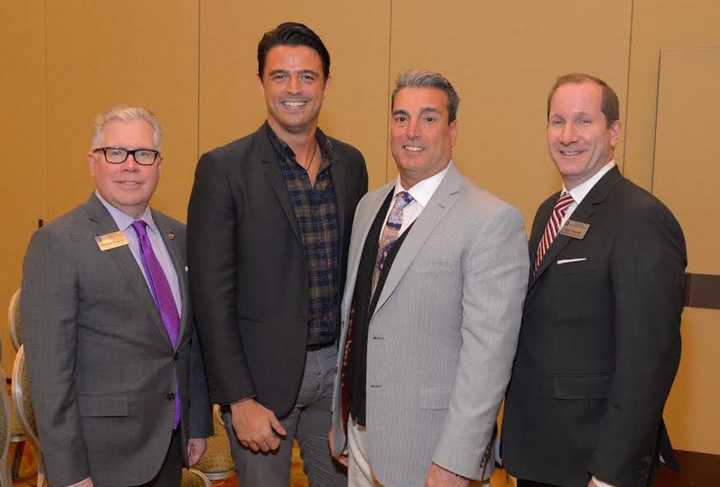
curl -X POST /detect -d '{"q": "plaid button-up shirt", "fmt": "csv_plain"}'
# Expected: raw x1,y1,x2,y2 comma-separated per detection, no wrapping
266,124,340,347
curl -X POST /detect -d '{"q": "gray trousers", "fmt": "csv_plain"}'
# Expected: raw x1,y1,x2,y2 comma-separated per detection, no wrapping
223,345,346,487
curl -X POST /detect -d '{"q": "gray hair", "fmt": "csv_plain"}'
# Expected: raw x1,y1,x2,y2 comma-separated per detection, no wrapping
391,70,460,123
90,105,162,149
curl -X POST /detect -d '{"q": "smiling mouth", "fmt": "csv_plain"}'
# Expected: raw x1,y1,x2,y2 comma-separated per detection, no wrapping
282,100,307,109
117,181,142,187
559,149,584,157
403,144,424,152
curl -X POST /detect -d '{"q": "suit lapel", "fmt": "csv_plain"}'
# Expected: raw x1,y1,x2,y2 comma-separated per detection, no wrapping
153,210,188,348
341,182,394,321
85,195,174,348
256,126,303,244
528,166,622,289
372,165,463,318
330,154,349,249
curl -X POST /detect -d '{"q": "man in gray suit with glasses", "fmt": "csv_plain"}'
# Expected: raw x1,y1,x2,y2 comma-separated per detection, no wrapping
21,106,212,487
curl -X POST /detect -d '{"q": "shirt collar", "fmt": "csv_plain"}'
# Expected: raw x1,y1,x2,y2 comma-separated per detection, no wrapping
263,121,335,167
95,191,157,234
393,161,453,207
565,160,616,205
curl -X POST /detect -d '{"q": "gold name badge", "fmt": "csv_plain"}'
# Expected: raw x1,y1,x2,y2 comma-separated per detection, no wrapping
559,220,590,240
95,230,129,251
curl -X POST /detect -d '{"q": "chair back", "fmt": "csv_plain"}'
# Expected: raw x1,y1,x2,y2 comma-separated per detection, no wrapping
192,405,235,481
8,289,21,351
0,369,12,487
12,346,40,452
181,468,212,487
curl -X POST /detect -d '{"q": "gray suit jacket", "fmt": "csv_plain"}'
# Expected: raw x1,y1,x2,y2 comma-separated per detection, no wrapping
20,194,212,487
331,164,529,486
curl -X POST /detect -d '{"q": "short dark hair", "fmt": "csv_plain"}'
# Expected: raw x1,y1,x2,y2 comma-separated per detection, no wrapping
547,73,620,127
257,22,330,80
391,70,460,123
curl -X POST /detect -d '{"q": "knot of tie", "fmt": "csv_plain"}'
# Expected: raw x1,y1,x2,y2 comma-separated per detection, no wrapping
131,219,149,239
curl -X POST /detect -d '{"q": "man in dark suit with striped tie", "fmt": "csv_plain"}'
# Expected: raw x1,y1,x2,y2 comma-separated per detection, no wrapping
502,73,687,487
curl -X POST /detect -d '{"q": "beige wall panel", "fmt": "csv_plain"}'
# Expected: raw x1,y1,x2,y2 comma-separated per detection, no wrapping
653,47,720,454
389,0,631,226
624,0,720,189
198,1,391,189
0,2,46,373
44,0,199,222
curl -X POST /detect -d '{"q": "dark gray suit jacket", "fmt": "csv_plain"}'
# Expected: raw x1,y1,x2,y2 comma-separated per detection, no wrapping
21,194,212,487
187,123,367,415
502,167,686,487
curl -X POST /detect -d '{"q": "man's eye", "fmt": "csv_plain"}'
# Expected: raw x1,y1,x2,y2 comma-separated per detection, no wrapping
301,73,316,82
550,119,564,127
424,116,437,123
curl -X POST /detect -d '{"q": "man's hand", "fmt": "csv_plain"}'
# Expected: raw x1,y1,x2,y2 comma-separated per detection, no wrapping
187,438,208,466
68,477,94,487
328,426,348,467
230,398,287,453
425,463,469,487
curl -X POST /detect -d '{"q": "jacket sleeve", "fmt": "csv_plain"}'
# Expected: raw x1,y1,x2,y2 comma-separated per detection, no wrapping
187,150,255,404
588,203,686,486
20,228,91,486
432,204,529,479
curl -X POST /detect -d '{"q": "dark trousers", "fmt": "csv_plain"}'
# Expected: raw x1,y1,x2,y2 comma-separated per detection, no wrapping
140,429,183,487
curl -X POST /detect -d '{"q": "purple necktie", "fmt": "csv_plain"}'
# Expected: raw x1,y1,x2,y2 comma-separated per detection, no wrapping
131,219,181,428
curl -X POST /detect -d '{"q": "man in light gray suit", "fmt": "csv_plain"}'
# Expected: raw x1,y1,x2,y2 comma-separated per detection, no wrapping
329,71,529,486
21,106,212,487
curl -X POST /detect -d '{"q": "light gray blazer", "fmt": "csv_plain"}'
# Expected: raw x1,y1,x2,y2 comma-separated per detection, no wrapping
20,194,212,487
331,164,529,486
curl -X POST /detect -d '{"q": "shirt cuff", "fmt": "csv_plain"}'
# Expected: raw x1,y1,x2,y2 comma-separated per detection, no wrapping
592,476,615,487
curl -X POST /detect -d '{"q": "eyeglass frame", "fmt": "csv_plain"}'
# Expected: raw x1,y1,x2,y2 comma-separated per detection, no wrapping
92,147,161,166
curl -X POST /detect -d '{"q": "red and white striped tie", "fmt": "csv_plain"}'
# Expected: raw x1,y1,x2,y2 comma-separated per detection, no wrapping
534,192,574,271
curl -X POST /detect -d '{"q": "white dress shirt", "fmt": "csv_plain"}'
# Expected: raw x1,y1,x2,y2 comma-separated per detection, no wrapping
381,161,453,239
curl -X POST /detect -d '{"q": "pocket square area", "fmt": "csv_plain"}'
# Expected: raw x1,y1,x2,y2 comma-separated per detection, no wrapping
557,258,587,264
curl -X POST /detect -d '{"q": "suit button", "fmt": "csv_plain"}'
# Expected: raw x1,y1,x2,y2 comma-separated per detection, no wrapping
166,393,176,401
173,352,179,361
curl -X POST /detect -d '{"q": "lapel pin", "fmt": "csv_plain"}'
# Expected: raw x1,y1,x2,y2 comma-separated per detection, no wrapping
168,231,175,240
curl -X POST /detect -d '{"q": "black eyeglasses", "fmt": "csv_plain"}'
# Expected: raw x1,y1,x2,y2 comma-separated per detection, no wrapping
93,147,161,166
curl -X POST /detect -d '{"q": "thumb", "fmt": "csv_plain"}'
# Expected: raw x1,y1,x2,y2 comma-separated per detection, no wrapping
269,412,287,436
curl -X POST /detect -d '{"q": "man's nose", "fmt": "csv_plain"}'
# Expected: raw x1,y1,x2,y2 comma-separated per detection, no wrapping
560,123,578,143
406,118,420,138
287,75,301,94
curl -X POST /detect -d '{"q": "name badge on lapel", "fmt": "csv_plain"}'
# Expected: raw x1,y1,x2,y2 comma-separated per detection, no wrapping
559,220,590,240
95,231,129,251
